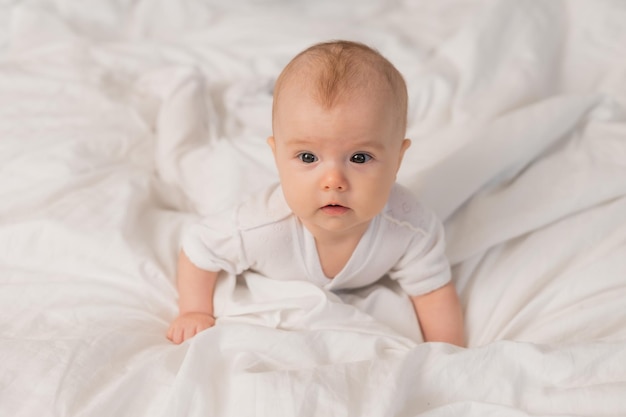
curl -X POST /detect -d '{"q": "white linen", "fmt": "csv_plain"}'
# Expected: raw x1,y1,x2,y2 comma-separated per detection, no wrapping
1,0,625,416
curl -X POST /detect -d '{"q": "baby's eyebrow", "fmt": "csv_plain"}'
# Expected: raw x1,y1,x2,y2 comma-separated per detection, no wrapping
343,138,387,153
283,138,315,148
283,137,386,151
353,140,386,151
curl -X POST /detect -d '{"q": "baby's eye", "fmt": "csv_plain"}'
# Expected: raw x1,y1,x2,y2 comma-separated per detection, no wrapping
298,152,318,163
350,153,372,164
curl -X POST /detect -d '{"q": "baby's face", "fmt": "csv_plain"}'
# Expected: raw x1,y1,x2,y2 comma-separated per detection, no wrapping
268,85,410,241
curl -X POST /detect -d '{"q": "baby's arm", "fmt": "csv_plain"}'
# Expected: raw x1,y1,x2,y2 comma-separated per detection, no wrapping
167,250,219,344
411,282,465,347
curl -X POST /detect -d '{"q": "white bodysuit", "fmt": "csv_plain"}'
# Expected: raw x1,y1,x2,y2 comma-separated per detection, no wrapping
182,183,451,298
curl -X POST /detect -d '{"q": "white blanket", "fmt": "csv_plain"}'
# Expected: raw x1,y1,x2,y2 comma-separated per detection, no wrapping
1,0,626,416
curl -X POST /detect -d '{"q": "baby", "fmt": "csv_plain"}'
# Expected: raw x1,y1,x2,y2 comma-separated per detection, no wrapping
167,40,465,346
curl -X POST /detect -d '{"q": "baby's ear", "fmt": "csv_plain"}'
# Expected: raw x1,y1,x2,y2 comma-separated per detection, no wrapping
401,138,411,153
399,138,411,160
396,138,411,175
267,136,277,155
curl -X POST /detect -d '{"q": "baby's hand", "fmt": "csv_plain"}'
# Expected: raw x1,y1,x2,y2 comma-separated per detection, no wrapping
167,312,216,344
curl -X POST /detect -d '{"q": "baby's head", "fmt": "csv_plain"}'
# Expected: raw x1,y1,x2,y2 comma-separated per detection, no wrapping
272,40,408,140
268,40,411,239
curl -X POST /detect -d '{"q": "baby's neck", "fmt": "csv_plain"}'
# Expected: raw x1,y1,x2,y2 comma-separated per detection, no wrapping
308,223,370,279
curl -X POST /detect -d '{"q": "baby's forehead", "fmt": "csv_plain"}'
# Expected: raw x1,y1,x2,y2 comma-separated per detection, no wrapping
274,84,405,144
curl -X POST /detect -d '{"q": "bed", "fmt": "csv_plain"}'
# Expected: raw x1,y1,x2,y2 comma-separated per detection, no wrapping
1,0,625,416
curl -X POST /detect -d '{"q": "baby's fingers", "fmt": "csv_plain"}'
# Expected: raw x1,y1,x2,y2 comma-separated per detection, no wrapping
167,322,188,344
167,325,182,344
167,314,215,344
183,325,199,343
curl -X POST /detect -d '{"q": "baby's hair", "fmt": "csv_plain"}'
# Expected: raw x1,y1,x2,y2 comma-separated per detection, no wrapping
272,40,408,134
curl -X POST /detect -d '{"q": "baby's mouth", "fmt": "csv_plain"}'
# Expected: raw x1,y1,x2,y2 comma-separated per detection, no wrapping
321,204,349,215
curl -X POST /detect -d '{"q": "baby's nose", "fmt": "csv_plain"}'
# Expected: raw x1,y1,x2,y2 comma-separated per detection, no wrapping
321,166,348,191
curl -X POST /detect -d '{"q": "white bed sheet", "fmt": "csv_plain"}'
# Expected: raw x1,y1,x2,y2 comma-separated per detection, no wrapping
1,0,626,416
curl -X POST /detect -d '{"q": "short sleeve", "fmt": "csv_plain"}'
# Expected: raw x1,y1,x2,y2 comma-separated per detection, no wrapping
387,204,451,297
180,209,248,275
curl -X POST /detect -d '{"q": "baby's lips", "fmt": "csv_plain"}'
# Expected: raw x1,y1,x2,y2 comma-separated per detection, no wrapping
320,205,350,215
